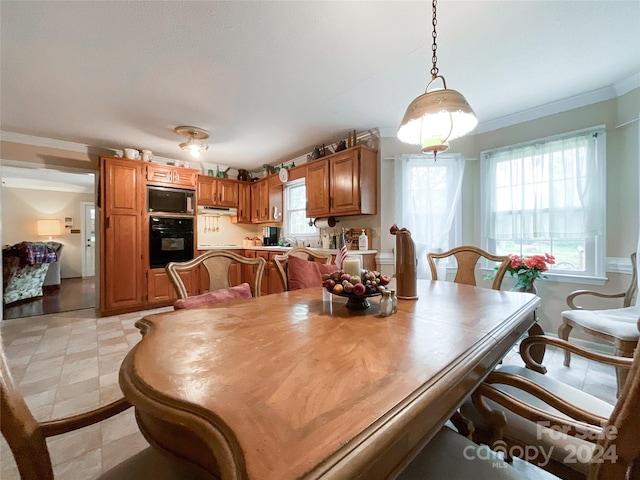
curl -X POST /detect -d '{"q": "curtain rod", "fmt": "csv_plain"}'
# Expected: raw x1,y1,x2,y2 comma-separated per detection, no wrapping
615,116,640,129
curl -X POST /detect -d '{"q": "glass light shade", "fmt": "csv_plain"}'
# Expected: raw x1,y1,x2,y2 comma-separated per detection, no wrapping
37,219,62,237
179,138,208,158
398,87,478,153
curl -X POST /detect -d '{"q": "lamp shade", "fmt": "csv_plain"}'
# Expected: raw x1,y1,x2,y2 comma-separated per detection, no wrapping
37,219,62,237
397,87,478,153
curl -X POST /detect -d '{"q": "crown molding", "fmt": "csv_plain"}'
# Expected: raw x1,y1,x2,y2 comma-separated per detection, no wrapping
0,131,94,153
615,72,640,96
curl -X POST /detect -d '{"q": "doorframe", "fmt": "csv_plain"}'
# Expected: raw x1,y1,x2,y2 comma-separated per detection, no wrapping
80,201,96,278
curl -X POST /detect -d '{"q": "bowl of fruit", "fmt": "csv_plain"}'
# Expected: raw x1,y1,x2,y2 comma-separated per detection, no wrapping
322,269,392,310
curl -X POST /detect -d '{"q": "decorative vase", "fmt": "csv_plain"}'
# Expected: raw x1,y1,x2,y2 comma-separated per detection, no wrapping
511,276,538,294
390,225,418,300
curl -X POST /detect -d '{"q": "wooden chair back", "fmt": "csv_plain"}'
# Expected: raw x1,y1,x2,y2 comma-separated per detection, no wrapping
427,245,510,290
592,335,640,479
0,346,130,480
273,247,333,291
166,250,266,299
622,252,637,307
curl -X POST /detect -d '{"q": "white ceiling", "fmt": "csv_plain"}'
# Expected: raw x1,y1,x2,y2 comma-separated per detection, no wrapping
1,1,639,172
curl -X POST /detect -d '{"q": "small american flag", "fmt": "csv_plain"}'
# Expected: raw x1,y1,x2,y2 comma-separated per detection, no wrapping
335,244,348,270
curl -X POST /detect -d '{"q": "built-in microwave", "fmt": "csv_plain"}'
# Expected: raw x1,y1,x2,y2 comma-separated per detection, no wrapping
147,186,194,215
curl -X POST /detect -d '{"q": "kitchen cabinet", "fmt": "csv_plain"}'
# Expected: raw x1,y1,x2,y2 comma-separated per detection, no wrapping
236,182,252,223
197,176,239,208
255,251,270,296
146,164,198,189
305,145,377,218
147,268,197,303
267,175,283,223
250,179,270,223
255,251,284,295
99,157,146,315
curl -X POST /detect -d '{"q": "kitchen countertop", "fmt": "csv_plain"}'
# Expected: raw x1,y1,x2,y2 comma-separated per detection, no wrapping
197,245,378,255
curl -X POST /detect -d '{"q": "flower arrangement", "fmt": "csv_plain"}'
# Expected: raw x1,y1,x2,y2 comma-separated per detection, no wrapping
502,253,556,290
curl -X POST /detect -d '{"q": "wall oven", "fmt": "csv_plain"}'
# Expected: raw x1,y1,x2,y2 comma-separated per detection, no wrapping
149,216,194,268
147,186,195,215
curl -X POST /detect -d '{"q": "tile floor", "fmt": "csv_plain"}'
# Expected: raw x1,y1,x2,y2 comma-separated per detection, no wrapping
0,308,618,479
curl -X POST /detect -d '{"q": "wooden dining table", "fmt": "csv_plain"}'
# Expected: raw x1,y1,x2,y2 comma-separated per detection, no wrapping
120,280,541,480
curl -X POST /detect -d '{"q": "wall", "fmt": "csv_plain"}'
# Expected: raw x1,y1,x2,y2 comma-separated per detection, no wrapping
378,88,640,339
1,187,94,278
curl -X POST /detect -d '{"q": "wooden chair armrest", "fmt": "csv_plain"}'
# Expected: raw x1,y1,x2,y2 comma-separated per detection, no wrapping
40,397,131,437
519,335,633,372
566,290,626,309
472,375,605,446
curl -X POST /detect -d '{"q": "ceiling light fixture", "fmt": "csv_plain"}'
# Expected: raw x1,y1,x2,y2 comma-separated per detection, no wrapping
174,126,210,158
397,0,477,158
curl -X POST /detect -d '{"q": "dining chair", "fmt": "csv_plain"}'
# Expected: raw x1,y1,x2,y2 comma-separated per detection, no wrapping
165,250,266,299
426,245,511,290
559,252,638,395
273,247,334,291
0,346,211,480
457,334,637,479
400,334,640,480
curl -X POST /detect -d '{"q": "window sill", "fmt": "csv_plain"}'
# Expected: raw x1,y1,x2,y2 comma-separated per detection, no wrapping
476,268,608,286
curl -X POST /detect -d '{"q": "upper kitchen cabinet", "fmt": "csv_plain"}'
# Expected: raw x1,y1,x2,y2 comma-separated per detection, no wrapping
146,164,198,189
236,182,252,223
306,145,377,218
251,179,270,223
197,176,239,208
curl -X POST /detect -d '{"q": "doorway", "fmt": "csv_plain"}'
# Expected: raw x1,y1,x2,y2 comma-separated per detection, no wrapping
81,202,96,277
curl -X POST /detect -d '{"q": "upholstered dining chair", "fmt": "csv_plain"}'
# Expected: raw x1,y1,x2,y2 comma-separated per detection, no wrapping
400,334,640,480
559,252,638,395
273,247,334,291
426,245,511,290
166,250,266,300
0,346,211,480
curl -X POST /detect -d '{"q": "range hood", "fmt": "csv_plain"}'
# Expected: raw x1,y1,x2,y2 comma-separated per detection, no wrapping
198,205,238,216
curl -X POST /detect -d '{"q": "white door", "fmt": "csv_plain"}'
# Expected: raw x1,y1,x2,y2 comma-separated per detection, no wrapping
81,202,96,277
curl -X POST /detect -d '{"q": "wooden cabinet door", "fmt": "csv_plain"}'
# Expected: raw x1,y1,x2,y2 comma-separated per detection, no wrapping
306,159,330,217
172,168,198,188
258,180,269,222
229,262,242,287
218,179,239,208
329,150,360,215
101,157,145,312
242,250,258,295
237,183,252,223
268,252,283,294
148,268,197,302
197,176,215,206
256,251,270,296
146,164,174,186
250,183,260,223
147,269,174,303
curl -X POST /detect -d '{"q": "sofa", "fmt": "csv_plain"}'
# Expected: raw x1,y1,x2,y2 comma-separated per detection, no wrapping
2,242,62,305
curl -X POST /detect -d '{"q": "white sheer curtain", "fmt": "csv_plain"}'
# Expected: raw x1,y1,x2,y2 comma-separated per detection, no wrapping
394,154,465,279
484,130,604,240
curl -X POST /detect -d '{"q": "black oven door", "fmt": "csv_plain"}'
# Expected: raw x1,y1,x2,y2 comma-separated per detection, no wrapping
149,216,194,268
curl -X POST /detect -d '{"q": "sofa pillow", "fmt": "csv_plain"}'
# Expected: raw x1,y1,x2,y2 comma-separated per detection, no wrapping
173,282,252,310
287,255,338,290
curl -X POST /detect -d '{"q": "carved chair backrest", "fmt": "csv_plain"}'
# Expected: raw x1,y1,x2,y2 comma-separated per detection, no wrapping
427,246,510,290
273,247,333,292
623,252,638,307
166,250,266,299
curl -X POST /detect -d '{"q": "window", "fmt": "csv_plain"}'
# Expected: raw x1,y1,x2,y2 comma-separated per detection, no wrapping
394,154,465,278
481,127,606,280
284,178,316,238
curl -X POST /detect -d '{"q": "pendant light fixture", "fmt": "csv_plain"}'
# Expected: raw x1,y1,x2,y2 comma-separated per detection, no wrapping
397,0,477,157
175,126,210,158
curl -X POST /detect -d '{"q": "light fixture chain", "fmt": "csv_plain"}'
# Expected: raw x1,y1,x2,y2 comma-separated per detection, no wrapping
430,0,438,78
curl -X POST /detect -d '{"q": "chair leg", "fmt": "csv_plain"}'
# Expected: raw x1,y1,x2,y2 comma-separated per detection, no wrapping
614,343,635,398
558,321,573,367
450,410,474,439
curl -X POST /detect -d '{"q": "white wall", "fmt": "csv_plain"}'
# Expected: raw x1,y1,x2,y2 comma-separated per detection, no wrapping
1,187,94,278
